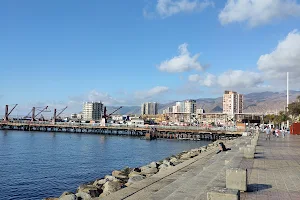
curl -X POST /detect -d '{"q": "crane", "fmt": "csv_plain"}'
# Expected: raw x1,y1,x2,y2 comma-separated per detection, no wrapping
24,106,50,121
52,106,68,124
103,106,123,123
3,104,18,121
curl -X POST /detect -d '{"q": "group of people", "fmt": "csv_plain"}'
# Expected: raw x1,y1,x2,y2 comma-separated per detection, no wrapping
264,126,288,140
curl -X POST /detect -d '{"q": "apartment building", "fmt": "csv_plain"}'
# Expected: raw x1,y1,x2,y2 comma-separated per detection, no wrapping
141,102,158,115
223,91,243,115
82,102,103,121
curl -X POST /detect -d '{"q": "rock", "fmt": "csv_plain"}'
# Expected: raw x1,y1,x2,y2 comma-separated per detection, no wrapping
59,194,76,200
59,192,76,200
140,167,158,175
93,179,107,187
148,161,158,168
112,170,128,179
75,191,91,200
158,163,170,171
100,181,123,197
127,175,145,184
77,185,102,198
172,161,182,166
162,160,170,166
104,175,118,182
170,157,178,163
180,153,191,160
132,168,141,172
128,171,142,178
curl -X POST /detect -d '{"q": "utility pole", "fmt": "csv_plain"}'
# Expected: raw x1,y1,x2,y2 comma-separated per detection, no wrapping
287,72,289,129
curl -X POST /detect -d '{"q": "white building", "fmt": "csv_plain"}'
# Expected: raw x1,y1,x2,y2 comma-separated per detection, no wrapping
82,102,103,121
141,102,158,115
223,91,243,115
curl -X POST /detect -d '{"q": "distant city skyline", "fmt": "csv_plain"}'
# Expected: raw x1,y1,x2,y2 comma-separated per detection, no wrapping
0,0,300,114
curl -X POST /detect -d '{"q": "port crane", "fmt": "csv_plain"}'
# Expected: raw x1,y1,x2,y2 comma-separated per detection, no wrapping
3,104,18,121
103,106,123,123
24,106,50,121
52,106,68,124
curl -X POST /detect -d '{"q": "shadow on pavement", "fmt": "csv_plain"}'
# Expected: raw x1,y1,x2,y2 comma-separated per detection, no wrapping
247,184,272,192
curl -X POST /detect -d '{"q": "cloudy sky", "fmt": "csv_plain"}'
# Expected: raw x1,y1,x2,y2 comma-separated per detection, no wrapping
0,0,300,114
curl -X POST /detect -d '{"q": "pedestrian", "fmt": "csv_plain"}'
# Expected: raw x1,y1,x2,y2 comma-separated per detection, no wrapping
265,126,271,140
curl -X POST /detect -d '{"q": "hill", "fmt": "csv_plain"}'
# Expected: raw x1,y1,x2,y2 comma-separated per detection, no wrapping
108,91,300,115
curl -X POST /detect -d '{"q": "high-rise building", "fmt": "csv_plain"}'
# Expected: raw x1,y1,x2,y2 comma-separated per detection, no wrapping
82,102,103,121
184,100,197,114
141,102,158,115
223,91,243,115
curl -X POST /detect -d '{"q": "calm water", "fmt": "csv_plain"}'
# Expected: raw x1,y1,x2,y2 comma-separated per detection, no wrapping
0,130,210,200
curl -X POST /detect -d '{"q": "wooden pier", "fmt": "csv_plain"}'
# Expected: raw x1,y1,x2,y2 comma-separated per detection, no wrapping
0,122,242,141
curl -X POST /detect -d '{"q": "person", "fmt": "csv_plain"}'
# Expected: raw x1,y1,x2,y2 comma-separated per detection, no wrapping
265,126,271,140
216,142,231,154
275,129,279,138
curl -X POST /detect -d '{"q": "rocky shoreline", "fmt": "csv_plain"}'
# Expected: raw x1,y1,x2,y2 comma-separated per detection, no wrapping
44,140,223,200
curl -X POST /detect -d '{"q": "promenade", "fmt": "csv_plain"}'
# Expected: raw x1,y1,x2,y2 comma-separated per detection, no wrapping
96,133,300,200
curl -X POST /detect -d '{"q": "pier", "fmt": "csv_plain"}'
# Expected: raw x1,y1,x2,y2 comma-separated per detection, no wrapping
0,121,242,141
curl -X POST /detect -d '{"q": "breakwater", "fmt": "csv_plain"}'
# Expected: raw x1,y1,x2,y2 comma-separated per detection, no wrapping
0,130,213,200
44,140,223,200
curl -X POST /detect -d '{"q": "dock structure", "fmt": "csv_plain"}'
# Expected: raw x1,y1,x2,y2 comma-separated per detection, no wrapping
0,122,242,141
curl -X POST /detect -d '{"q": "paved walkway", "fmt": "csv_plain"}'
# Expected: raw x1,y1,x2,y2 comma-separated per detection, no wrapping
98,134,300,200
241,134,300,200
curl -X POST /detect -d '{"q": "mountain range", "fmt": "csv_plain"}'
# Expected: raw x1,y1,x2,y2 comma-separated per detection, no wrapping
107,91,300,115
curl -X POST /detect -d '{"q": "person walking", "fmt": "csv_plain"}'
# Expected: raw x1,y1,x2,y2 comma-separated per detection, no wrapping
265,126,271,140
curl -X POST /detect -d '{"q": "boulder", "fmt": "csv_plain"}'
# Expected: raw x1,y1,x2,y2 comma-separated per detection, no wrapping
128,171,142,178
170,157,178,163
93,179,107,187
148,161,158,168
59,192,76,200
132,168,141,173
104,175,118,182
180,153,191,160
75,192,91,200
127,175,145,184
77,185,102,198
158,164,170,171
112,170,128,179
100,181,123,197
140,167,158,175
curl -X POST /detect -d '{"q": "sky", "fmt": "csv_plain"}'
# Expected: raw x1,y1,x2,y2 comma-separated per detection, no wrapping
0,0,300,115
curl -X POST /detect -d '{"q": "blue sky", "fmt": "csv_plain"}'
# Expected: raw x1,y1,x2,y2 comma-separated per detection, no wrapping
0,0,300,114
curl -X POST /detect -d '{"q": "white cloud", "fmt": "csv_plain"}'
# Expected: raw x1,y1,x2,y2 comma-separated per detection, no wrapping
188,73,216,86
158,43,204,73
257,29,300,80
217,70,264,88
87,90,125,105
189,70,264,90
135,86,169,100
155,0,214,18
219,0,300,27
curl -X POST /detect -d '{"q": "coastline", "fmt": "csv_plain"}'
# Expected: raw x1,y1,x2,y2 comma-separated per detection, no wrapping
44,139,228,200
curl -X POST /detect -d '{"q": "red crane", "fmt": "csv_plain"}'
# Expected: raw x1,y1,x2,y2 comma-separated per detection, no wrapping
24,106,50,121
3,104,18,121
103,106,123,123
52,106,68,124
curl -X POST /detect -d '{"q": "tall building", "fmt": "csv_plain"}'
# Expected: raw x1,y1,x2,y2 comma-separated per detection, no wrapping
223,91,243,115
82,102,103,121
141,102,158,115
184,100,197,114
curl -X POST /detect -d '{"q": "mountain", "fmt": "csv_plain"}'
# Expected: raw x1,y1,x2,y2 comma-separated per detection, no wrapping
108,91,300,115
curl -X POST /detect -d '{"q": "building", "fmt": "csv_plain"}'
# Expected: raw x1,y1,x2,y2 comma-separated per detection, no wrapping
184,100,197,114
82,102,103,121
196,108,205,114
223,91,243,115
164,99,197,123
141,102,158,115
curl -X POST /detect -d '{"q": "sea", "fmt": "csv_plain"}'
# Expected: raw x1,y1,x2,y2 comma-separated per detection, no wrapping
0,130,210,200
